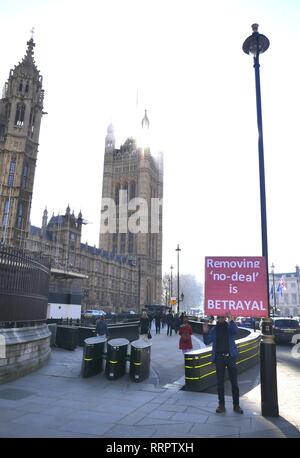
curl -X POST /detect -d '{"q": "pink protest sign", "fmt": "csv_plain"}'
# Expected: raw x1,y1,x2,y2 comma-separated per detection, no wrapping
204,256,269,317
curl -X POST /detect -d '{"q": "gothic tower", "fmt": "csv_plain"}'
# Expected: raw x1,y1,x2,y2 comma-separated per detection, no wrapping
0,36,44,247
99,111,163,307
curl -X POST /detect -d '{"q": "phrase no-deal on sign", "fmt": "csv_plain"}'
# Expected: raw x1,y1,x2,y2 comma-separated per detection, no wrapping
204,256,268,317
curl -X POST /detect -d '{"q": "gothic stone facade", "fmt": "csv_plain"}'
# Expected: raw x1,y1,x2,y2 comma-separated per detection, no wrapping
0,38,44,248
0,38,163,312
26,207,139,312
100,123,163,307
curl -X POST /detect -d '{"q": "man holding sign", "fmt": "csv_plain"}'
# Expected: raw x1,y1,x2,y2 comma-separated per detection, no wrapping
203,315,243,414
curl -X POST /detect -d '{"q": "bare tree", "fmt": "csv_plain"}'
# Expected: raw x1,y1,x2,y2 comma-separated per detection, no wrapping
161,273,203,312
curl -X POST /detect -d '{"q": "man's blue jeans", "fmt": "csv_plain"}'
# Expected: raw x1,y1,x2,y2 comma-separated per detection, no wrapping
215,355,239,406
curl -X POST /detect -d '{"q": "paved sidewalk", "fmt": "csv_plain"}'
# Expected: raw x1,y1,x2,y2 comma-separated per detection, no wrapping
0,324,299,438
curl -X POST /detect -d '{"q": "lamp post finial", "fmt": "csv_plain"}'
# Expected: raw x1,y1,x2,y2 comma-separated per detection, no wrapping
252,23,259,33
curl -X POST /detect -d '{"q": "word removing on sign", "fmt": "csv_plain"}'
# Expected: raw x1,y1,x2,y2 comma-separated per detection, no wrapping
204,256,268,317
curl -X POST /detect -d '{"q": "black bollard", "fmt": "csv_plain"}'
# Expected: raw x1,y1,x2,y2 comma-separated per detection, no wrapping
260,318,279,417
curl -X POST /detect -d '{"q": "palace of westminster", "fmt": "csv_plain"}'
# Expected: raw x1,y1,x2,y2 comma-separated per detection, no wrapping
0,37,163,313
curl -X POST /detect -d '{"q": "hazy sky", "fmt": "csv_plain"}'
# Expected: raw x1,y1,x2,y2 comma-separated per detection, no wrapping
1,0,300,283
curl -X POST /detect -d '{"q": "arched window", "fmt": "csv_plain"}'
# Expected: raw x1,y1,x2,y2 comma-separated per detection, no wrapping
112,234,118,254
18,80,23,92
2,199,10,226
25,81,29,93
22,163,29,189
152,235,156,258
148,235,152,256
147,280,152,305
7,159,16,186
128,233,134,254
17,202,23,229
130,181,136,200
120,233,126,254
115,184,120,205
14,103,26,127
122,182,128,203
29,108,36,137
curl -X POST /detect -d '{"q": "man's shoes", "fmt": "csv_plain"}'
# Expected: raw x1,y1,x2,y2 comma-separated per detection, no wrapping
233,405,244,414
216,404,226,413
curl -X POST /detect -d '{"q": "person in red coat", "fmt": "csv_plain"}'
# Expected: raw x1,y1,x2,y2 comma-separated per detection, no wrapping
179,318,193,353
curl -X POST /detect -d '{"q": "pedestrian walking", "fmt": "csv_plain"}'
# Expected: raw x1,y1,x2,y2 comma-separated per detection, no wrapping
148,312,154,331
140,311,150,341
155,312,162,335
95,316,108,337
166,310,174,336
174,314,181,335
161,312,166,329
179,317,193,354
203,315,243,414
179,312,185,325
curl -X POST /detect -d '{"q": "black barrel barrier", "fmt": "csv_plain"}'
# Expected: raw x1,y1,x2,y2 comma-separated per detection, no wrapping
130,339,151,382
56,325,78,350
105,338,129,380
81,336,107,378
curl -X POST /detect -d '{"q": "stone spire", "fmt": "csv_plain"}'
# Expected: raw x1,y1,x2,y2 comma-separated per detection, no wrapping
105,122,115,151
141,109,150,129
14,36,39,77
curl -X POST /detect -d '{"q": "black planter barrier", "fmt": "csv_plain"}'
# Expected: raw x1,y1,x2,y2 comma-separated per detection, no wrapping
81,336,107,378
107,322,139,341
184,327,261,392
78,327,96,346
105,338,129,380
129,339,151,382
47,323,57,347
56,325,78,350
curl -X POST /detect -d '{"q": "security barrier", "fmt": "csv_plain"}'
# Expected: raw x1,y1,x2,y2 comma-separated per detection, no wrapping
184,328,260,392
81,336,106,377
107,322,139,341
78,327,96,346
105,338,129,380
129,339,151,382
56,325,78,350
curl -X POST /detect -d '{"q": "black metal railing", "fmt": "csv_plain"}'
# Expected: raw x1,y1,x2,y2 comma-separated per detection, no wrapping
0,244,50,323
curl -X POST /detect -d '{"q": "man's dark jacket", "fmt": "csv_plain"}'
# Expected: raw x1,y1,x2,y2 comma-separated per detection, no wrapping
203,320,239,362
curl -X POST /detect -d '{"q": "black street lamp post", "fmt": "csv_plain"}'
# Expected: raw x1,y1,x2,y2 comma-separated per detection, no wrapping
271,263,277,317
243,24,279,417
170,265,173,299
176,245,181,314
138,257,141,314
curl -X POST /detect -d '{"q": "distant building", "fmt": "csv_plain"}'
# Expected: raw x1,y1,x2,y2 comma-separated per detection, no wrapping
269,266,300,317
100,115,163,307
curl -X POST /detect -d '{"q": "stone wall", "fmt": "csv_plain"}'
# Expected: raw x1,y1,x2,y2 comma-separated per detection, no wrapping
0,324,51,384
